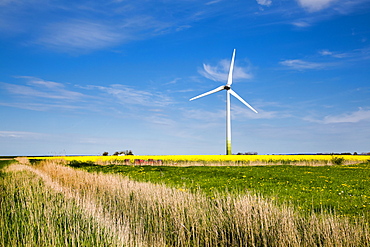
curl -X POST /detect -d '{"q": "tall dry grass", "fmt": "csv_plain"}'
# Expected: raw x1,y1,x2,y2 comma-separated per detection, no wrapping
0,165,119,246
3,160,369,246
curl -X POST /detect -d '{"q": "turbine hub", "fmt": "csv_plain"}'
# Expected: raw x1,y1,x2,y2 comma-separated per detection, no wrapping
224,85,231,90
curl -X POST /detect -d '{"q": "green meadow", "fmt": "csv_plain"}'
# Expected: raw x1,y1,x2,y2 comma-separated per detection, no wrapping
69,161,370,220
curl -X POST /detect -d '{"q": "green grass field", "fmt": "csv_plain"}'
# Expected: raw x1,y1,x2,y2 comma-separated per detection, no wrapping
68,161,370,220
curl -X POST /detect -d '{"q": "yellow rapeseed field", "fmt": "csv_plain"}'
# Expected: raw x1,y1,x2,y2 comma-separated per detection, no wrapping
27,154,370,166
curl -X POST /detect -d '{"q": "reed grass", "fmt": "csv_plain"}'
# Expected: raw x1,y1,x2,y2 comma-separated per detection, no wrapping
2,159,368,246
0,164,119,246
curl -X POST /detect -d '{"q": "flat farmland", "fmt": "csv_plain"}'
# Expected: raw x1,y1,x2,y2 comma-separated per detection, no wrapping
1,157,370,246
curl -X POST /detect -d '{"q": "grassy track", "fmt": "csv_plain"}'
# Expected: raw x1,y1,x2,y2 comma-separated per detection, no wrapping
68,161,370,220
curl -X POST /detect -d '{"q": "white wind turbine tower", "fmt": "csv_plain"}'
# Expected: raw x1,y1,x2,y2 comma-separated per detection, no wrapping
190,49,258,155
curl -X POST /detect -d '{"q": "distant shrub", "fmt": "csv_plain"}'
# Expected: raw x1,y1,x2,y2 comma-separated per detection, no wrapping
68,160,97,168
113,150,134,156
236,152,258,155
331,156,344,165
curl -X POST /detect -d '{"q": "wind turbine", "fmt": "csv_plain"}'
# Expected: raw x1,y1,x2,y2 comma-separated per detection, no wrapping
189,49,258,155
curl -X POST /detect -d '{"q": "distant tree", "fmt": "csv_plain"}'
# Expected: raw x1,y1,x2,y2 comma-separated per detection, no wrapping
102,152,109,156
112,150,134,156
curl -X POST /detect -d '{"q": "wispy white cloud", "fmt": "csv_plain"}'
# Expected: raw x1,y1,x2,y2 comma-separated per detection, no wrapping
305,108,370,124
35,19,124,52
199,59,253,82
329,0,370,14
279,59,327,70
296,0,338,12
288,0,370,27
291,21,311,27
290,14,329,28
1,0,369,53
165,78,181,85
205,0,223,5
319,49,335,56
280,46,370,71
1,76,85,100
1,76,176,117
0,1,219,53
319,47,370,60
319,49,349,58
92,84,174,108
0,0,43,7
256,0,272,7
0,131,46,139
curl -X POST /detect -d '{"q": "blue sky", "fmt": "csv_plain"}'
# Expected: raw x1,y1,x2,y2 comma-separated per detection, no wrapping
1,0,370,156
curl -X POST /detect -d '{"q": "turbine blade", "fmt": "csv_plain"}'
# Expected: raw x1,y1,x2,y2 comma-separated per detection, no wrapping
229,89,258,113
226,49,236,87
189,85,225,101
